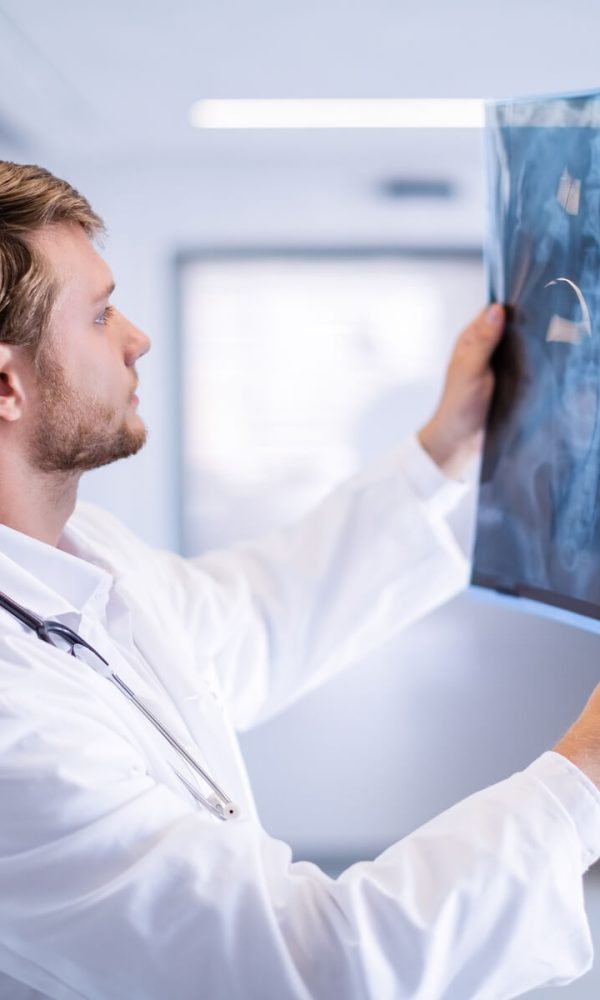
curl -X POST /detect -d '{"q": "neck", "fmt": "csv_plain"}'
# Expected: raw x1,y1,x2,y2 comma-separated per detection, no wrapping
0,449,79,547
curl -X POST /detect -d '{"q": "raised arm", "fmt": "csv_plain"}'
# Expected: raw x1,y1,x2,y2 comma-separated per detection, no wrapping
188,305,506,728
0,653,597,999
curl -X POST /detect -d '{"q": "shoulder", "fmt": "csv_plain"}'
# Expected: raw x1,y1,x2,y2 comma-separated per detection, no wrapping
69,501,149,552
67,502,165,579
67,502,206,608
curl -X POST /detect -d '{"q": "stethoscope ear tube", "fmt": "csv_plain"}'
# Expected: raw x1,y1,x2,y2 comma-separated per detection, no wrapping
111,673,239,820
173,769,240,821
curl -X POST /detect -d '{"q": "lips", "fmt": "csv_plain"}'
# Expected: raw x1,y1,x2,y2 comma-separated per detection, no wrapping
129,378,139,404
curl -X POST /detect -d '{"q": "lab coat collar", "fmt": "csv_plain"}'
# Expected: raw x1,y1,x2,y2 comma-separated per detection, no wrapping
0,521,113,622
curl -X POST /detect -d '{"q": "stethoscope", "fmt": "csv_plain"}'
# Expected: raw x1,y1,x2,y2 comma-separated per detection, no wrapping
0,589,239,822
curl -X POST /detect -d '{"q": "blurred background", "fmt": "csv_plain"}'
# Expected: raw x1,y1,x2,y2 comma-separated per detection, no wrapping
1,2,600,995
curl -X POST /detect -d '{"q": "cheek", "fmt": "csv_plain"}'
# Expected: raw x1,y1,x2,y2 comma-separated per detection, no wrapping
70,342,122,395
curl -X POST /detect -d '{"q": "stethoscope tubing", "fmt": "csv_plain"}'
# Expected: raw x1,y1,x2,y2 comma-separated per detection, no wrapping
110,672,237,818
0,588,239,821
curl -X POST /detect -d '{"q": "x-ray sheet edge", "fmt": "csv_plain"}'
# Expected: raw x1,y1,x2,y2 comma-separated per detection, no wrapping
487,87,600,108
487,89,600,128
469,584,600,636
475,89,600,630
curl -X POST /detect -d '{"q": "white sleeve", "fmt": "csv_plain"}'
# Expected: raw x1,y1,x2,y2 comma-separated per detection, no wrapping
72,437,469,730
1,675,598,1000
186,436,470,728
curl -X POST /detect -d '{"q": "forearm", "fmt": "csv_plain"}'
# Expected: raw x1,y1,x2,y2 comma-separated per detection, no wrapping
554,683,600,793
4,743,597,1000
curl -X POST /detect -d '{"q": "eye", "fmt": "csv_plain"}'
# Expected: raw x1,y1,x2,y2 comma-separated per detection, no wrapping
95,304,115,326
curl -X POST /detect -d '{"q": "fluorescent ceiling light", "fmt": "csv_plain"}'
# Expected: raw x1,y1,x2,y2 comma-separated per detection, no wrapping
189,99,485,130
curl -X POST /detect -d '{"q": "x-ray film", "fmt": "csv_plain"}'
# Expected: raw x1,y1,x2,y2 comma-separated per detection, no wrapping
472,91,600,622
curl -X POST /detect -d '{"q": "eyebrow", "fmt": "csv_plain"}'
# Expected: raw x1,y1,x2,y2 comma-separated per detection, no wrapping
91,281,115,304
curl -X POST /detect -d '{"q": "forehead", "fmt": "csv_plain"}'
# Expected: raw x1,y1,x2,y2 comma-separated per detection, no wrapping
29,222,113,305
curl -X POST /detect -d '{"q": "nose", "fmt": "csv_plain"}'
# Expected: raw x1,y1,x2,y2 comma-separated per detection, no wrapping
122,313,151,365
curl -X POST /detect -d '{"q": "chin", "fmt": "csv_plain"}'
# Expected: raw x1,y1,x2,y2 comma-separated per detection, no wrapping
126,410,146,435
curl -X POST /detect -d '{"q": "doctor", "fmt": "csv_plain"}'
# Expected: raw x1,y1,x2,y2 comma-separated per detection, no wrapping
0,160,599,1000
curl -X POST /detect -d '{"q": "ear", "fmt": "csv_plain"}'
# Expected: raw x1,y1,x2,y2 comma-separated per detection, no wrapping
0,344,28,423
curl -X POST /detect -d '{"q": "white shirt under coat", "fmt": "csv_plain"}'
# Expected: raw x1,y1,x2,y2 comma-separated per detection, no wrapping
0,438,599,999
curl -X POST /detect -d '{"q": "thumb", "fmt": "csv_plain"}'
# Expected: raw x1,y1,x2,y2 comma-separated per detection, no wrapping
458,303,505,376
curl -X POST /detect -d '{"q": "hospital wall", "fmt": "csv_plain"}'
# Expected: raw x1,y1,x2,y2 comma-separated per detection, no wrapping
6,148,600,870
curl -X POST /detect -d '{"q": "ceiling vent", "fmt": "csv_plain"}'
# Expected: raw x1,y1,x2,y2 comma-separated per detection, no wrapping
378,178,457,200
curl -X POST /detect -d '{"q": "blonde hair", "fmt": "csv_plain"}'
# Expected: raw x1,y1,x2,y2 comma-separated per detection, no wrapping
0,161,104,359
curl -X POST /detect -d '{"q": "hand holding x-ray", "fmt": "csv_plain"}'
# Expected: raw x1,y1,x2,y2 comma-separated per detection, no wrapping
418,303,505,478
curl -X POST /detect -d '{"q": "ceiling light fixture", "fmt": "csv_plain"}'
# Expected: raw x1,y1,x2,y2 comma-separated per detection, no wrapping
189,99,485,130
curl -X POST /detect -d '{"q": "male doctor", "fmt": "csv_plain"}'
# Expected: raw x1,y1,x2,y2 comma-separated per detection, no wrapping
0,160,599,1000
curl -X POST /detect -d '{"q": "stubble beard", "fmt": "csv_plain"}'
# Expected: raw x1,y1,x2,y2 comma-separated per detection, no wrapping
29,351,147,474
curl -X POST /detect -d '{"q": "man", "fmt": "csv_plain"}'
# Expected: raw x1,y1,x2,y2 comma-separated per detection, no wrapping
0,160,598,1000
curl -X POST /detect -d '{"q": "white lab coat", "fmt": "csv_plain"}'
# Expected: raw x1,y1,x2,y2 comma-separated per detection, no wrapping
0,437,598,1000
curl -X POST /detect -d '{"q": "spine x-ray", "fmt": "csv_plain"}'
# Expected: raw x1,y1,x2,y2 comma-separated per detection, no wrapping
472,91,600,621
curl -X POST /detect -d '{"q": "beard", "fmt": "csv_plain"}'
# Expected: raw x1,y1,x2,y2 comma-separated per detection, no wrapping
29,351,147,473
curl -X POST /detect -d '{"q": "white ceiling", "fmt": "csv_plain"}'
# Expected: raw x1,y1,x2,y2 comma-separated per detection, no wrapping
0,0,599,246
1,0,599,162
